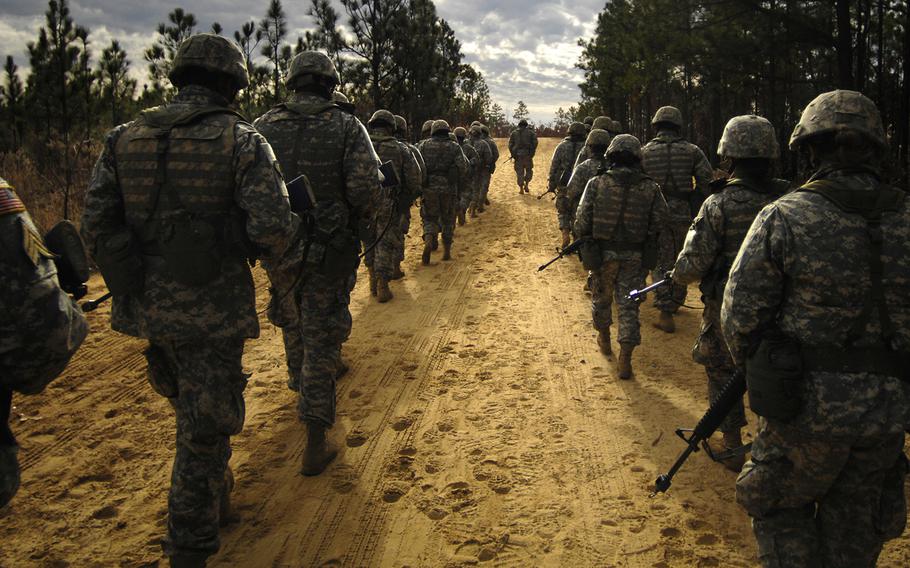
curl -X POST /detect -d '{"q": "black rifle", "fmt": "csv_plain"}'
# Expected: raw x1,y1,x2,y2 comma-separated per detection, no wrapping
652,371,749,495
537,187,557,200
82,292,112,312
628,278,671,302
538,237,590,272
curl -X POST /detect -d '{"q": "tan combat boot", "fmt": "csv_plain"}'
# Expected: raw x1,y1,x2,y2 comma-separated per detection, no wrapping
377,278,393,303
618,343,634,380
561,228,571,250
391,264,405,280
708,431,747,472
302,422,338,476
368,268,377,296
442,241,452,261
469,205,477,218
597,329,612,356
654,311,676,333
421,237,432,265
458,210,466,226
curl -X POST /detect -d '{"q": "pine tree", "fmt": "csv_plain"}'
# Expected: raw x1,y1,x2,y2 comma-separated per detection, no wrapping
259,0,288,104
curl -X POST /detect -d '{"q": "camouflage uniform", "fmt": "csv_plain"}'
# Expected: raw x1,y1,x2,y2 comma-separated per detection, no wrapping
1,179,88,508
572,117,612,169
672,116,787,438
254,54,377,429
549,122,587,231
508,120,538,191
721,91,910,567
80,34,297,562
466,126,492,214
454,127,479,220
566,129,611,232
480,126,499,206
641,106,713,315
574,136,667,351
395,115,425,271
416,121,469,259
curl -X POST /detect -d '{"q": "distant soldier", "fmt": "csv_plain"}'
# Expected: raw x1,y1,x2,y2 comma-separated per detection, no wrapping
332,91,355,114
394,114,425,279
575,135,667,379
583,115,594,133
366,110,421,302
573,116,613,169
81,34,298,567
566,128,612,229
466,125,492,218
670,115,788,472
420,119,434,141
721,91,910,568
416,120,469,264
479,125,499,207
254,51,377,479
508,118,538,193
548,121,587,247
454,126,480,225
641,106,713,333
1,178,88,510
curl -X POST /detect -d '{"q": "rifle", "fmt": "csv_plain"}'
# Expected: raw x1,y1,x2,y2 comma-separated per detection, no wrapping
538,237,590,272
651,371,749,496
537,187,557,200
628,278,671,303
82,292,112,312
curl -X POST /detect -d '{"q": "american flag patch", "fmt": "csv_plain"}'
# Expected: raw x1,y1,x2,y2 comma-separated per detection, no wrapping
0,186,26,216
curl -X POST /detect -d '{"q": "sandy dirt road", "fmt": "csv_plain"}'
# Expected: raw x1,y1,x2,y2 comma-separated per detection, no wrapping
2,137,910,567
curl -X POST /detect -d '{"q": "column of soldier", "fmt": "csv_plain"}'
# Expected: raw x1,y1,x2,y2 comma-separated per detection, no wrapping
545,90,910,566
0,35,498,568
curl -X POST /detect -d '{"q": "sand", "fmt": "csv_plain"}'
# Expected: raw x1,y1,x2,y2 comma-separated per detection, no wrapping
2,137,909,567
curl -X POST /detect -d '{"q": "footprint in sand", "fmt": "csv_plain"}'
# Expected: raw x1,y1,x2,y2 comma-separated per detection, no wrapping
391,416,413,431
346,429,368,447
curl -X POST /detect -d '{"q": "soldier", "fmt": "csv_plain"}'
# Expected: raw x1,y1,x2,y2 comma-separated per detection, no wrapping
721,90,910,567
366,110,421,302
253,51,377,479
641,105,713,333
332,91,355,114
548,121,587,247
466,125,492,218
1,178,88,509
420,119,434,141
669,115,788,472
81,34,298,567
573,115,613,169
479,124,499,207
394,114,425,279
416,120,469,264
583,115,594,133
508,118,538,193
453,127,478,225
566,128,612,229
574,135,668,379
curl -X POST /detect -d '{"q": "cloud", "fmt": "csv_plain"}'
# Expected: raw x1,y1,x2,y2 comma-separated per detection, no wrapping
0,0,601,123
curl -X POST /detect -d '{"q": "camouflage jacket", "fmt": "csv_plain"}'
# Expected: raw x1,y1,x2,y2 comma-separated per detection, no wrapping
483,135,500,165
369,131,421,217
548,136,586,190
574,141,610,170
574,166,668,260
567,155,608,207
398,137,427,189
82,86,298,341
641,131,713,220
467,136,492,172
508,127,538,158
417,134,469,195
1,181,88,394
721,166,910,437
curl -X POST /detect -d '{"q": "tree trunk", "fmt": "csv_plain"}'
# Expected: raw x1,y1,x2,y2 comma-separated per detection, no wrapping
835,0,854,89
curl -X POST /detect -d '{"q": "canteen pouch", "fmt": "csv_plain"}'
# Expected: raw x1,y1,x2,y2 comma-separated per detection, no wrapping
158,211,223,286
580,240,603,271
95,229,144,297
745,332,804,422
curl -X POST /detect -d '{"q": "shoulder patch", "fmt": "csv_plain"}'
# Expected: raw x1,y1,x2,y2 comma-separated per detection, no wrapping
0,187,26,216
20,217,53,266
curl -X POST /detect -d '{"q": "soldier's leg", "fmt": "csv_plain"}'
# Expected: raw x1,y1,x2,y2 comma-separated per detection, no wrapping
481,171,491,207
148,340,246,561
555,188,572,246
420,191,441,263
816,435,907,567
736,420,847,568
591,261,620,335
374,210,402,302
440,193,456,259
653,220,689,315
525,156,534,183
282,324,304,392
613,260,646,347
513,158,523,189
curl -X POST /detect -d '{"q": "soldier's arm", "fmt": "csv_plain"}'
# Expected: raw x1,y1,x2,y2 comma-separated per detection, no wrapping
671,195,724,285
81,124,130,255
548,144,565,189
691,145,713,195
531,132,539,155
402,147,421,198
343,118,380,222
720,204,790,366
573,181,596,238
565,163,587,202
233,123,299,262
508,132,517,155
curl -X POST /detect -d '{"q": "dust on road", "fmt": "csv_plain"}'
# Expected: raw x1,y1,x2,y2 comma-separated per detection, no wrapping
2,138,909,567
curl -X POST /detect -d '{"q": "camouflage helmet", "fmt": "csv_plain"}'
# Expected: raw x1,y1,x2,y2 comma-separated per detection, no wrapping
169,33,249,89
568,121,586,137
287,51,339,88
789,90,887,150
332,91,350,104
606,134,642,160
518,118,528,127
432,119,451,135
717,115,779,159
480,125,490,136
610,119,623,133
469,124,483,136
394,114,408,136
368,109,396,128
586,129,612,148
470,120,482,127
583,116,595,126
651,106,683,128
454,126,468,138
592,116,612,131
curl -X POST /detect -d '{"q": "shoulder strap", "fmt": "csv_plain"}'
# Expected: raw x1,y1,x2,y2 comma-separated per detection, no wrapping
281,101,339,116
662,142,677,191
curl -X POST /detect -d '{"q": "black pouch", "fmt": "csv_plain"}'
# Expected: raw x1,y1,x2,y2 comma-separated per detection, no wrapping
319,231,361,280
642,239,658,271
745,332,804,422
95,230,144,297
580,240,603,271
159,212,223,286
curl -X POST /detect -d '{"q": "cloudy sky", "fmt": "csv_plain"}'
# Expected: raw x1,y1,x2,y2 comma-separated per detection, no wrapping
0,0,604,123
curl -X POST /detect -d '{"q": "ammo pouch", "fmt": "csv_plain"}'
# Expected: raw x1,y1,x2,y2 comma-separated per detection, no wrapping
158,211,223,286
307,230,359,280
580,240,603,271
745,332,804,422
95,229,144,297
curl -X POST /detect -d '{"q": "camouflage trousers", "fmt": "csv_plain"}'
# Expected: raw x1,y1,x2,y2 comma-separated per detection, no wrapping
591,258,647,345
459,180,476,213
693,301,746,433
737,421,907,568
421,189,456,243
554,186,572,230
514,156,533,187
652,216,690,313
144,339,247,558
364,198,403,280
397,209,411,265
282,270,356,427
476,171,491,207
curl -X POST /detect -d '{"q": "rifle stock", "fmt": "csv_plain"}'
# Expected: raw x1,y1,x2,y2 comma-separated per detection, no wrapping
538,237,589,272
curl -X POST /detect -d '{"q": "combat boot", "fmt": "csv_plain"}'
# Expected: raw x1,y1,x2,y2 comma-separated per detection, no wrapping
368,268,377,296
219,466,234,527
335,356,350,380
302,422,338,476
391,264,405,280
442,241,452,261
469,205,477,218
458,210,466,226
654,311,676,333
597,330,612,356
484,197,490,206
377,278,393,303
431,235,439,251
561,228,571,250
169,553,208,568
421,237,432,265
618,343,634,380
708,431,746,472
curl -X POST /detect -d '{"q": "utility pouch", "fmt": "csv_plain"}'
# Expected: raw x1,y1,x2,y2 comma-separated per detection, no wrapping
313,230,360,280
642,239,658,271
745,332,804,422
95,230,144,297
158,211,223,286
580,240,603,271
